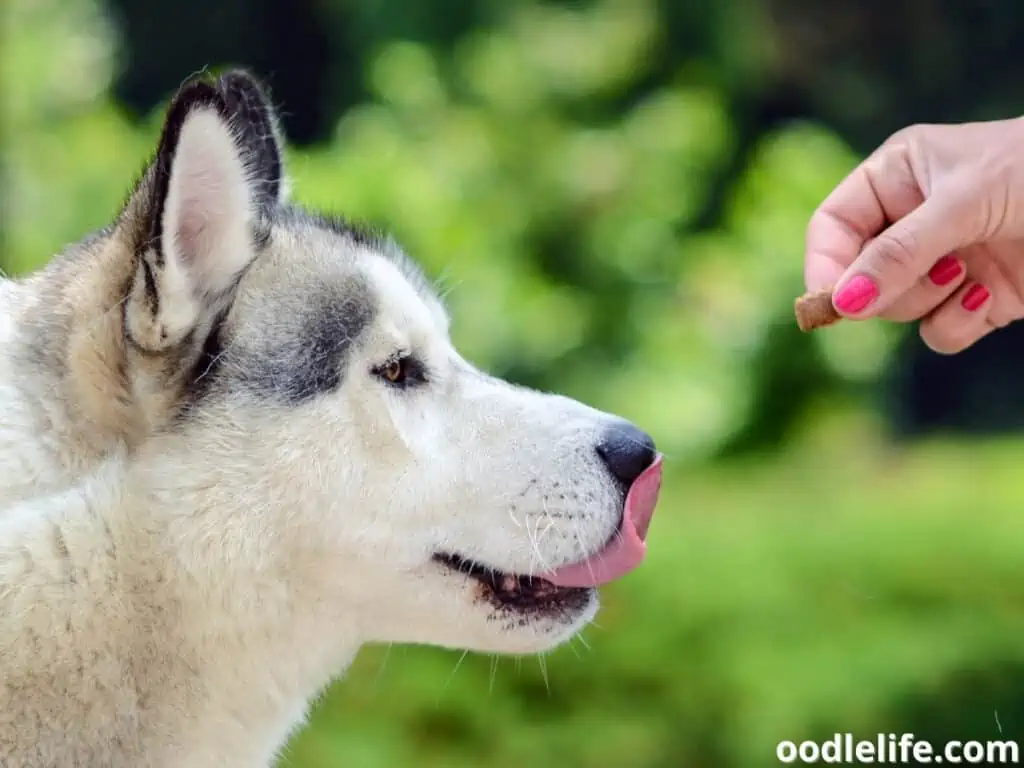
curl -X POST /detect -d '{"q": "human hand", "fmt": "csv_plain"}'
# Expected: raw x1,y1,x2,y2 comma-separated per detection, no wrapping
804,118,1024,353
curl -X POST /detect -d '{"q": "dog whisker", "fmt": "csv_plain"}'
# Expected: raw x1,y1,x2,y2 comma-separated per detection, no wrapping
436,649,470,706
488,654,499,695
536,652,551,696
372,642,393,692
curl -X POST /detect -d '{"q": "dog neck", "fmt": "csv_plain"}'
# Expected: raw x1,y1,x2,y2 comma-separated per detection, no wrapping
125,453,366,762
1,452,364,765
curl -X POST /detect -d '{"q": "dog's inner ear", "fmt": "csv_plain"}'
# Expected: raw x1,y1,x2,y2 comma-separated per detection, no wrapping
125,72,284,354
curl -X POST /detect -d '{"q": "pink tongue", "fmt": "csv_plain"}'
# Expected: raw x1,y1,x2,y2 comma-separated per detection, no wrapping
540,454,663,588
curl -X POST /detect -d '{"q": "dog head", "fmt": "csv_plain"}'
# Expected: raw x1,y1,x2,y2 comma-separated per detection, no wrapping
113,71,663,655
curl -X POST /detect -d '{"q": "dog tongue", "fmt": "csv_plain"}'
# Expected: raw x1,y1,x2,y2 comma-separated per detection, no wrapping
539,455,663,588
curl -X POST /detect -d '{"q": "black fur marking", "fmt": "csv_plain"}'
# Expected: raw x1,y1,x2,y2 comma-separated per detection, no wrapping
141,257,159,318
180,309,230,408
433,554,593,617
232,278,377,404
142,69,283,265
314,214,386,249
217,70,284,210
275,205,387,250
144,80,226,266
179,276,377,410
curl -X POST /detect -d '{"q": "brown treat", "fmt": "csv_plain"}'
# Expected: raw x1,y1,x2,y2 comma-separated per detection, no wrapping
794,288,841,332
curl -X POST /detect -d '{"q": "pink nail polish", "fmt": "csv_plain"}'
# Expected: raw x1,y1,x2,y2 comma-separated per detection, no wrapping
928,255,963,286
833,275,879,314
961,283,990,312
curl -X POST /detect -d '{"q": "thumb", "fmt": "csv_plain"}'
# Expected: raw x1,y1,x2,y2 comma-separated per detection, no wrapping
831,194,980,318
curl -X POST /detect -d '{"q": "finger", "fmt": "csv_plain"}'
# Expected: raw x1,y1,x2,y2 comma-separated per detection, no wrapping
880,253,966,322
830,191,980,319
805,142,924,292
918,281,994,354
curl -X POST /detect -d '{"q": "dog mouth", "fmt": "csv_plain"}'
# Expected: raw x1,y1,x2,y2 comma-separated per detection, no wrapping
432,454,665,611
432,553,591,611
535,453,663,588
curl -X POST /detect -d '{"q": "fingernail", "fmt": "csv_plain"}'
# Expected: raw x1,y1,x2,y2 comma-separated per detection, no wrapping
962,283,990,312
833,275,879,314
928,255,963,286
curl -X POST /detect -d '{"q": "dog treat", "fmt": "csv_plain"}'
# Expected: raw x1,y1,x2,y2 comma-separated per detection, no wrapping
794,288,840,332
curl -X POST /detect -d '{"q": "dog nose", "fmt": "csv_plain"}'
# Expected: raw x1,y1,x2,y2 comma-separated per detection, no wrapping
596,421,657,488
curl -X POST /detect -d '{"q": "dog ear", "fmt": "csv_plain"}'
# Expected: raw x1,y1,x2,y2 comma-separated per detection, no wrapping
124,70,286,354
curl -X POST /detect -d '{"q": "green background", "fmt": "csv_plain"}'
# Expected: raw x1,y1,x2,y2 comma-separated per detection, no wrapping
3,1,1024,765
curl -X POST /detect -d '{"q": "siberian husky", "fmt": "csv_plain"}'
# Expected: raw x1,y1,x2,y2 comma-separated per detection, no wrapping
0,70,663,766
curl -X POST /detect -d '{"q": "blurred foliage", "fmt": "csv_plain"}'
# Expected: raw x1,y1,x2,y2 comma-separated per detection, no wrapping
1,0,890,460
3,0,1024,766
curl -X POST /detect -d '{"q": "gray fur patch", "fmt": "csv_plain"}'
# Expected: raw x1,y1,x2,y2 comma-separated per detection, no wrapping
224,274,377,405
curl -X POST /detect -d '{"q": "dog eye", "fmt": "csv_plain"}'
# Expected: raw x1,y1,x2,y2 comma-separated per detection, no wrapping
373,355,426,388
382,359,405,384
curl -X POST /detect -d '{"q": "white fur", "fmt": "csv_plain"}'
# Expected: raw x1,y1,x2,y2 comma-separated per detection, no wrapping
0,79,644,767
0,282,85,508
